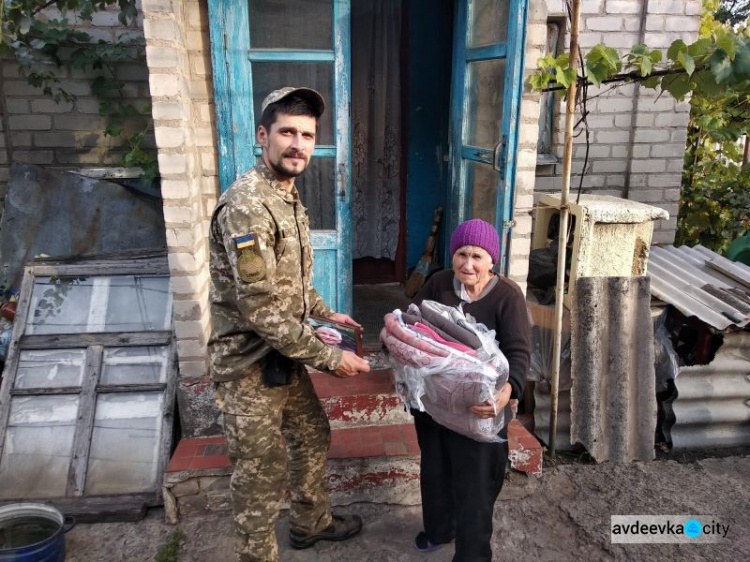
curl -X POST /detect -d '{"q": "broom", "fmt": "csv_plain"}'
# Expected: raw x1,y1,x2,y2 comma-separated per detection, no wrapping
405,207,443,297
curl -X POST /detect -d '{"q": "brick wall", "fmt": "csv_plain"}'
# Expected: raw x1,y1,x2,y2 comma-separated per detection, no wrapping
536,0,701,243
0,5,152,210
142,0,218,436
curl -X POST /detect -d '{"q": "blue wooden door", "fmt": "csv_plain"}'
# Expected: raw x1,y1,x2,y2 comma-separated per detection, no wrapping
208,0,352,313
448,0,528,274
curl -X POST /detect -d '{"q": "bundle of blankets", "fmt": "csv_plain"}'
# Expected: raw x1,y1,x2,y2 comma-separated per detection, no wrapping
380,300,509,443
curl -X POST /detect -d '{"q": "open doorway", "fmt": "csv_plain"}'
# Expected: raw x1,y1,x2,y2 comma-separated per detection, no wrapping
351,0,453,346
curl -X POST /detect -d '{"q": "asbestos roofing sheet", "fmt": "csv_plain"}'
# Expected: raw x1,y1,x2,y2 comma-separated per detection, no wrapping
571,277,657,463
647,245,750,331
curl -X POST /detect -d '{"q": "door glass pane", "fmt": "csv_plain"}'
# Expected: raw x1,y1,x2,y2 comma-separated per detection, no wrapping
101,346,169,385
466,59,506,148
250,0,332,50
105,276,171,332
468,0,508,48
296,157,336,230
15,349,86,389
85,392,163,495
0,395,79,499
252,63,334,146
467,161,498,225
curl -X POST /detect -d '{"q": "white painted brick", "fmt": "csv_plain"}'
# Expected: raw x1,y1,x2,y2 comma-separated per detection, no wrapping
611,145,629,158
161,179,191,200
593,160,628,173
631,159,667,173
509,258,530,278
648,0,684,14
149,74,181,97
163,205,196,225
638,96,675,112
629,189,666,203
675,101,691,113
600,32,640,49
143,18,179,42
178,339,207,358
86,28,115,42
5,99,30,114
651,143,685,158
15,151,54,164
201,151,218,174
195,127,215,147
643,32,675,48
606,1,642,14
632,145,651,158
169,252,201,275
654,112,688,127
30,99,75,113
526,23,549,47
159,152,188,175
624,16,643,32
575,145,610,158
666,159,684,173
8,115,52,130
178,359,208,380
587,16,624,31
578,33,605,48
146,45,180,68
648,174,681,188
662,188,681,201
646,16,664,31
581,0,605,14
170,273,202,295
54,115,107,130
685,0,702,16
665,16,699,32
614,114,632,127
155,126,185,149
91,10,122,26
586,114,616,129
142,0,174,12
152,101,185,121
166,226,196,248
596,130,629,143
671,129,688,143
34,132,77,147
629,174,648,188
596,97,634,113
635,113,655,127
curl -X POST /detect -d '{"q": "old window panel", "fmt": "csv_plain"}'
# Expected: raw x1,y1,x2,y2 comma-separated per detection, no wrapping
0,256,177,519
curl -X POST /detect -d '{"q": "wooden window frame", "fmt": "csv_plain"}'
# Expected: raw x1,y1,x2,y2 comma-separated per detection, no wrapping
0,255,177,521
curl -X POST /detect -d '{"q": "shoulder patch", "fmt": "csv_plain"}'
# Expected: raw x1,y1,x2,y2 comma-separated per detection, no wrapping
234,233,266,283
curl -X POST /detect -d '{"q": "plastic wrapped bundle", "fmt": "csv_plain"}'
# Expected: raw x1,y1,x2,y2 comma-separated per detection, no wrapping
380,302,509,443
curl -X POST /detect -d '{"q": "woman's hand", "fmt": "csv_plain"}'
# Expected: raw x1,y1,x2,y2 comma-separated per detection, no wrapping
469,382,512,419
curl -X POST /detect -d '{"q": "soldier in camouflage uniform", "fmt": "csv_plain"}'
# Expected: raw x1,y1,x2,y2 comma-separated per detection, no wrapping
208,87,370,562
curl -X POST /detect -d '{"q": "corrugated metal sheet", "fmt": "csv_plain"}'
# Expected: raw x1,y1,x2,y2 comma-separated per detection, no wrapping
648,245,750,331
665,331,750,449
571,277,657,462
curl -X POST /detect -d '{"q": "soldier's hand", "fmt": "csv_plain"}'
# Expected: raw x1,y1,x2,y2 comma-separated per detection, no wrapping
334,351,370,377
328,312,363,330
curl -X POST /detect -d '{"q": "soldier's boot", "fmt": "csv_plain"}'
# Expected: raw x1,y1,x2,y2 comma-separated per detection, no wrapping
288,513,363,549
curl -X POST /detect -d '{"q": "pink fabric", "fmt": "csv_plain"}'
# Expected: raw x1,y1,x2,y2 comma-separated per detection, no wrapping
383,313,449,358
413,323,476,356
380,329,448,369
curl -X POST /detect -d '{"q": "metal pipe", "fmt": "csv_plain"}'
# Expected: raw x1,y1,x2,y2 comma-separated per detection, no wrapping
549,0,581,457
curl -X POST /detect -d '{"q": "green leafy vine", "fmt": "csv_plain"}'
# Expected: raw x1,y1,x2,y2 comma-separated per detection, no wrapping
0,0,157,186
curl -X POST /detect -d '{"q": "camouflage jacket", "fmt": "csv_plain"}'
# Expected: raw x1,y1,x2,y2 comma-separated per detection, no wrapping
208,163,342,382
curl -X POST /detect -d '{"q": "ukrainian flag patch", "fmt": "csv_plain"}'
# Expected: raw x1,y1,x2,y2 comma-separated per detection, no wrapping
234,234,255,250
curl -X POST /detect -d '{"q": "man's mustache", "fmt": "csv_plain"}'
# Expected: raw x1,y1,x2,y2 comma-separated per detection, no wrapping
283,150,306,158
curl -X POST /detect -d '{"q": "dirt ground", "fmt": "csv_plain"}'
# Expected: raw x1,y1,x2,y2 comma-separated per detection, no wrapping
65,450,750,562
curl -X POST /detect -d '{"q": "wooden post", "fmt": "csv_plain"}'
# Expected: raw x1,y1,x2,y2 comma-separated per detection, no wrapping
549,0,582,457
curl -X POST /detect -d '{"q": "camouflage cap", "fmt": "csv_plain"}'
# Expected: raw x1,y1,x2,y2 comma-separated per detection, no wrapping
260,87,325,117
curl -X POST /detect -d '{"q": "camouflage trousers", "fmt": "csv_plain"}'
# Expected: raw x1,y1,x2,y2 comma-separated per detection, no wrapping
215,361,333,562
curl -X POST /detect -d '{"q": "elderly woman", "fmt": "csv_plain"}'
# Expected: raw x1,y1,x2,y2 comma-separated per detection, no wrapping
411,218,530,561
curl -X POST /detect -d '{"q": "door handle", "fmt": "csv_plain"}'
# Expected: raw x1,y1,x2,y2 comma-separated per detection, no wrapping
493,135,507,173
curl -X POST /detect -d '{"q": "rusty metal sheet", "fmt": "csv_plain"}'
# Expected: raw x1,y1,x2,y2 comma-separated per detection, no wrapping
0,164,166,295
648,245,750,331
571,277,657,462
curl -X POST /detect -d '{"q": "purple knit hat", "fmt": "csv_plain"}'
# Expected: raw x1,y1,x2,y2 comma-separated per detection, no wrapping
449,219,500,263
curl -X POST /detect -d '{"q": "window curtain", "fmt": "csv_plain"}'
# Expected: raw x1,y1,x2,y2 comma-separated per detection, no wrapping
351,0,402,259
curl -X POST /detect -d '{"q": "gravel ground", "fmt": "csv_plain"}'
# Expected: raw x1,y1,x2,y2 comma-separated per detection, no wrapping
64,451,750,562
